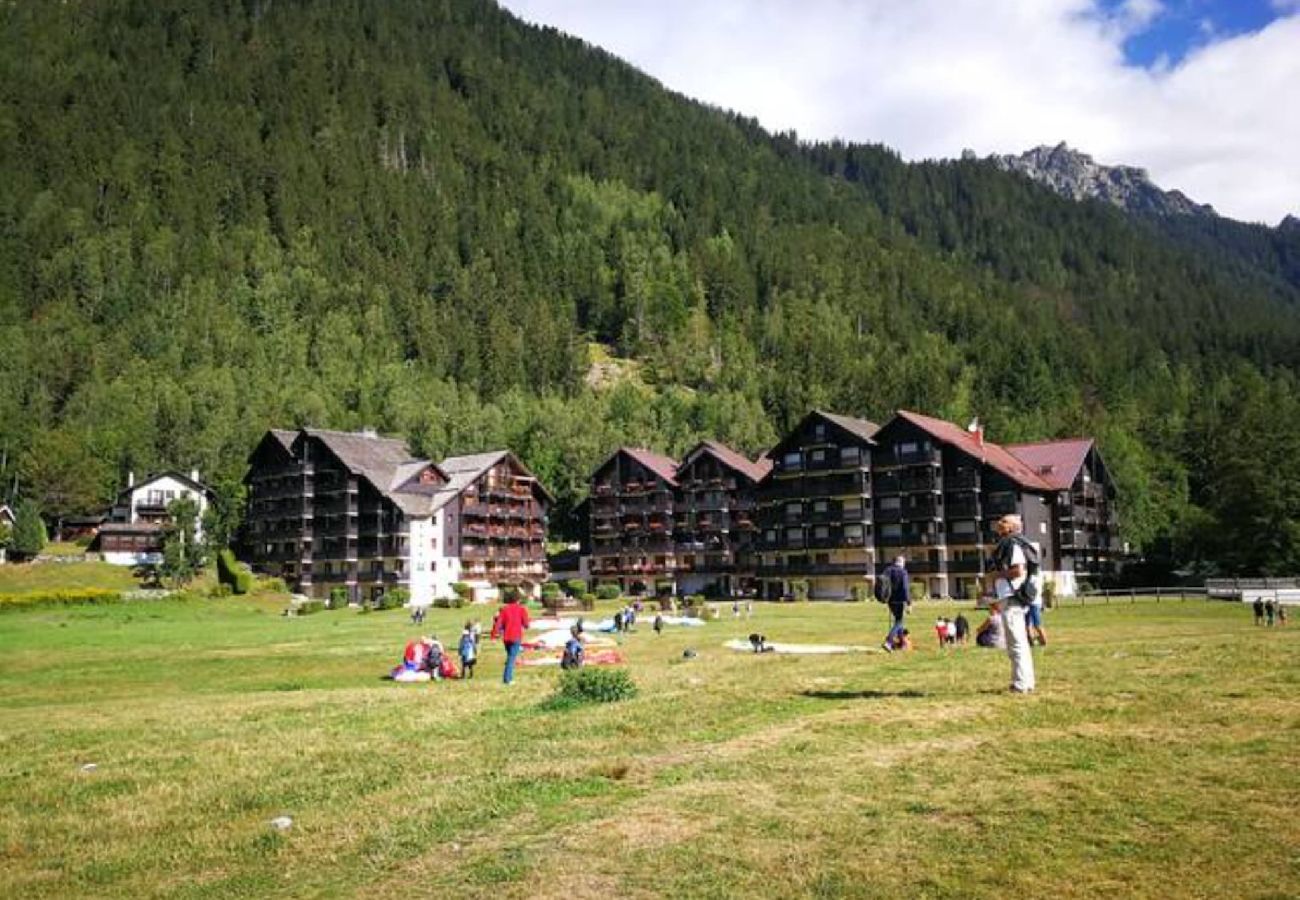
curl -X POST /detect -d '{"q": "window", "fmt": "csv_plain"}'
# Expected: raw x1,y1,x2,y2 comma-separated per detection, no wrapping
813,500,828,513
813,525,830,540
783,451,802,469
845,524,864,542
814,423,825,440
879,496,901,511
950,520,976,536
785,528,802,541
1040,522,1048,535
810,449,826,463
899,442,918,455
841,447,860,466
882,524,902,540
785,502,801,516
765,530,777,543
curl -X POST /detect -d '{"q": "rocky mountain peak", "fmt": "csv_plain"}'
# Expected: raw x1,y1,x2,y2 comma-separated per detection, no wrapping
987,142,1217,219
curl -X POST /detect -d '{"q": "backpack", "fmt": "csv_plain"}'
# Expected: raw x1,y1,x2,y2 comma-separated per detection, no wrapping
993,535,1040,605
873,568,894,604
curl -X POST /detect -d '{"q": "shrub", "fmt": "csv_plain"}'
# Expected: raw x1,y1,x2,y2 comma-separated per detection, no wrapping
208,583,233,599
595,584,621,601
579,593,597,611
790,580,809,602
11,500,47,559
0,589,123,611
540,582,561,599
1043,580,1058,609
433,596,465,609
566,579,587,596
499,584,522,603
964,581,980,602
551,667,637,706
451,582,471,601
850,584,868,602
216,549,252,595
257,576,287,594
912,582,931,602
297,599,325,615
328,587,348,609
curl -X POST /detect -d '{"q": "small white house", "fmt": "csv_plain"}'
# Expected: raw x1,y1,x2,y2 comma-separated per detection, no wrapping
0,503,13,564
97,471,213,566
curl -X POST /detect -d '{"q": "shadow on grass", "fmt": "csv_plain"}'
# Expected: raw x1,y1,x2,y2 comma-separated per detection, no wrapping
800,689,928,700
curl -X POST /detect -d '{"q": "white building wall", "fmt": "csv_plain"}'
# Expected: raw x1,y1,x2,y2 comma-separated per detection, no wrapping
128,475,210,539
407,516,436,606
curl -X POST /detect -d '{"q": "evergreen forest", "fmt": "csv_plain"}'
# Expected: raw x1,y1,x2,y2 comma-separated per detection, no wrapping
3,0,1300,576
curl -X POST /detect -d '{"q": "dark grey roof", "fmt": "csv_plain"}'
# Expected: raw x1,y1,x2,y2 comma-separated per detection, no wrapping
818,410,881,444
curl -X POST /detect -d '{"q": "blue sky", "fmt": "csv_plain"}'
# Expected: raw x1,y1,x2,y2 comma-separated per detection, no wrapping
1105,0,1290,67
503,1,1300,223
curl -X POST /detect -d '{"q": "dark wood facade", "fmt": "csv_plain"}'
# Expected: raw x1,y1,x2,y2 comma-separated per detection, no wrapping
588,448,681,592
455,455,549,589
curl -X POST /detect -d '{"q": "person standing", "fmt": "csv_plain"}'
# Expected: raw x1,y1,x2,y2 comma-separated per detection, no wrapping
878,555,911,653
458,621,478,679
991,515,1037,693
1265,598,1276,627
1253,597,1265,625
490,593,530,685
954,611,970,646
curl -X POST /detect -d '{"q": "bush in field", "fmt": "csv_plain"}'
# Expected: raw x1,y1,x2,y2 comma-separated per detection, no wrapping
209,583,233,599
580,593,596,610
451,582,471,601
433,596,465,609
551,667,637,706
565,579,587,597
297,599,325,615
1043,580,1057,608
328,587,348,609
499,584,522,603
790,580,809,602
0,589,123,611
540,582,561,599
850,584,868,602
216,549,252,595
595,584,621,601
257,576,287,594
375,588,407,610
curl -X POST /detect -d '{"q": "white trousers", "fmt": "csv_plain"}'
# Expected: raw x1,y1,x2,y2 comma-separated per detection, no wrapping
1000,603,1036,692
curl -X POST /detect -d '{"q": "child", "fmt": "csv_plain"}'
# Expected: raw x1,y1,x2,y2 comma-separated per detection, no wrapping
458,622,477,679
653,614,664,635
935,618,949,649
890,629,913,651
954,612,970,645
425,637,445,680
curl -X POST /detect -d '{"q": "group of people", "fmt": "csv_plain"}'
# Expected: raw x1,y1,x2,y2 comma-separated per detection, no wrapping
878,513,1042,693
1252,597,1289,627
612,604,639,633
395,621,483,681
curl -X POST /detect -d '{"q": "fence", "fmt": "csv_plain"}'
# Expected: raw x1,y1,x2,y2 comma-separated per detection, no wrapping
1057,586,1208,607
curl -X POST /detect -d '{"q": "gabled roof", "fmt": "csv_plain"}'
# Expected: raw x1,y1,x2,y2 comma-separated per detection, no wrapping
0,504,14,525
117,470,212,500
818,410,882,444
270,429,297,452
892,410,1052,491
679,439,771,484
1004,438,1095,491
423,449,555,515
306,428,420,496
621,447,680,487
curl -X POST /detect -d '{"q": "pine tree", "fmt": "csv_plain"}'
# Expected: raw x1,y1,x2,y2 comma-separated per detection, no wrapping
11,501,47,560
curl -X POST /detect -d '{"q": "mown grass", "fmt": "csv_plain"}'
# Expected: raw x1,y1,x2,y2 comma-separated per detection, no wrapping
0,596,1295,898
0,559,142,595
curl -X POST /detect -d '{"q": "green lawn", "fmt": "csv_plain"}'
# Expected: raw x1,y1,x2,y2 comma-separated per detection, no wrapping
0,597,1295,898
0,559,143,595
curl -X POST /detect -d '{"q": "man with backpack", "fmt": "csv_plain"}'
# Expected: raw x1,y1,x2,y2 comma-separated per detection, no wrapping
991,514,1038,693
875,555,911,652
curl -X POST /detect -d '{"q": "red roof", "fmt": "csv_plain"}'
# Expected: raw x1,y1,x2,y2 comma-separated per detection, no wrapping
1004,438,1094,491
623,447,680,486
683,439,771,484
893,410,1052,491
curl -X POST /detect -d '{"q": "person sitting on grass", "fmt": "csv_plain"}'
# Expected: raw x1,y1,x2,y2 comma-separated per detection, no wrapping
424,637,446,680
975,602,1006,649
561,626,585,670
402,636,431,672
889,628,913,651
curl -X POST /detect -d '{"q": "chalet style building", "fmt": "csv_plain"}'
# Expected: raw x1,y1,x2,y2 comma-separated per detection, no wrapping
584,410,1121,600
94,470,213,566
755,411,880,600
674,441,771,596
244,429,550,605
588,448,681,592
867,411,1121,598
587,442,772,596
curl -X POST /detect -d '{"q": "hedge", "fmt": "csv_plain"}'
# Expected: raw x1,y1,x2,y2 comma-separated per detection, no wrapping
0,589,124,611
297,599,326,615
216,549,252,595
595,584,621,601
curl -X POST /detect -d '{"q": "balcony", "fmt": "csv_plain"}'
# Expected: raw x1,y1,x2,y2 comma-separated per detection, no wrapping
945,470,981,491
945,498,981,519
878,532,945,548
755,562,872,577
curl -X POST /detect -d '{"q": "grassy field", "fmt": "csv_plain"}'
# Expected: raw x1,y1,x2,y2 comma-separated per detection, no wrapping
0,559,143,595
0,596,1296,898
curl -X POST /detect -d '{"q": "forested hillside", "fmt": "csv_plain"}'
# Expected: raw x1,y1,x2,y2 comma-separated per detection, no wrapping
2,0,1298,575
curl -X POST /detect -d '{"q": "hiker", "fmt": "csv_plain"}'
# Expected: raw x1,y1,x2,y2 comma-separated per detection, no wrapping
1253,597,1265,625
975,601,1006,649
410,603,426,625
954,612,970,645
653,614,664,635
877,555,911,653
458,622,478,679
560,626,585,670
991,515,1037,693
732,599,740,618
490,592,530,685
1265,599,1276,627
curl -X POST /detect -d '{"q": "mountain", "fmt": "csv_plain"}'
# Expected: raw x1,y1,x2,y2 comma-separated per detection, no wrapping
988,142,1216,219
1,0,1298,572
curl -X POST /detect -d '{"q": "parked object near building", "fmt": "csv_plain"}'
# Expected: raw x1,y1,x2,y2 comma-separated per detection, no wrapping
244,429,551,607
92,470,213,566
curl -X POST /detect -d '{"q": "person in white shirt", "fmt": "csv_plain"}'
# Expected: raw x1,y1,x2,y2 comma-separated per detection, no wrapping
991,514,1037,693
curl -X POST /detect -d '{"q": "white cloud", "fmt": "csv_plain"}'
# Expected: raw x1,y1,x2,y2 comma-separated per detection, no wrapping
500,0,1300,224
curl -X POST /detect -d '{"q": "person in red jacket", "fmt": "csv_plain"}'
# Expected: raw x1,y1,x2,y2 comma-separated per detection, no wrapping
490,593,531,684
